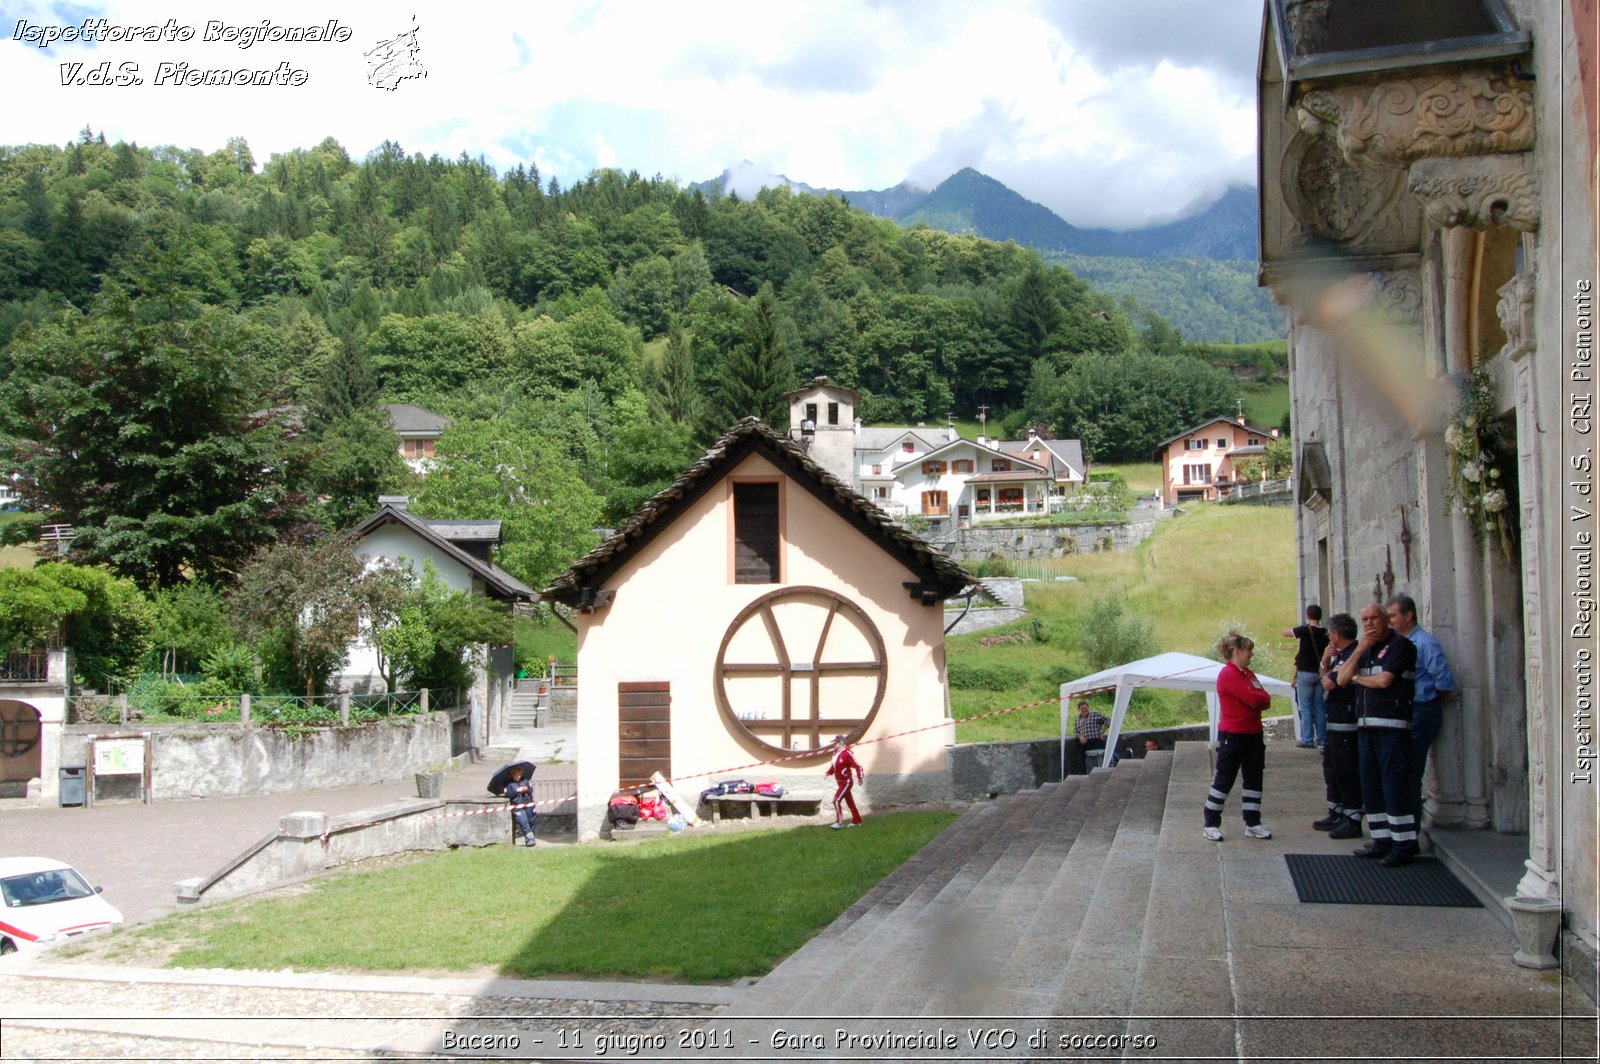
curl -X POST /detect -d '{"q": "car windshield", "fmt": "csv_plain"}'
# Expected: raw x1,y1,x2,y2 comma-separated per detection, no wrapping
0,868,95,907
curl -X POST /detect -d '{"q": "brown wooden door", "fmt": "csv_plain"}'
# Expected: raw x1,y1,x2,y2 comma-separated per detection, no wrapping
618,681,670,788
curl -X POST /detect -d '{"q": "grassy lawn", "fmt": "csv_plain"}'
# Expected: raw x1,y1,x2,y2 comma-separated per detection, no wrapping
950,503,1296,742
0,512,36,569
96,812,954,982
1242,379,1290,430
514,609,578,671
1092,462,1161,496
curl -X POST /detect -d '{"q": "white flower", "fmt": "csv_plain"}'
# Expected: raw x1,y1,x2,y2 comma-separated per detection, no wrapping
1464,415,1477,429
1488,466,1501,479
1461,462,1482,483
1445,424,1466,452
1483,489,1508,513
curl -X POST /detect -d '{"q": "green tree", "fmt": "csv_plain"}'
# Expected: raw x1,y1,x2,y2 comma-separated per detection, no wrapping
373,562,511,692
715,284,795,428
232,533,365,696
1025,351,1238,462
648,322,705,426
413,417,603,590
148,580,232,678
306,407,411,527
0,563,153,688
0,280,311,587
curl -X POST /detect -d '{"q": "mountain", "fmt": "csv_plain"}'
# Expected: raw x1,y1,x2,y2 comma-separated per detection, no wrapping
699,165,1256,262
697,166,1279,341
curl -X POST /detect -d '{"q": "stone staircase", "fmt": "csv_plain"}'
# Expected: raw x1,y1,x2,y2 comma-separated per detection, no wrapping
734,743,1234,1052
507,684,543,728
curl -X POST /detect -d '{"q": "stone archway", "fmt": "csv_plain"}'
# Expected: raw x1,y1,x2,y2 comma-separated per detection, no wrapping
0,699,43,798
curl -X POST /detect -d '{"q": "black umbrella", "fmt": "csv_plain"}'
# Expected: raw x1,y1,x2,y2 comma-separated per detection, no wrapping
487,761,536,796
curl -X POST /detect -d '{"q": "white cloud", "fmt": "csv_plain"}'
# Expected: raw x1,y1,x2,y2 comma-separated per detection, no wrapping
0,0,1260,229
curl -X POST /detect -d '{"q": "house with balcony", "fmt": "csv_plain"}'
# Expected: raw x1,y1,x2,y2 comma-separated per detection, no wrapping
1152,417,1279,507
785,378,1082,525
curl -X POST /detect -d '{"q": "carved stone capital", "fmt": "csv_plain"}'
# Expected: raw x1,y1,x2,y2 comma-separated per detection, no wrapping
1281,129,1408,248
1408,155,1540,232
1296,71,1535,167
1496,271,1537,362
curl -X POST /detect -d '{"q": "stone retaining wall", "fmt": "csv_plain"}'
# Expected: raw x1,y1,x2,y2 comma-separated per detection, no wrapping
61,715,452,801
946,715,1297,799
175,797,508,906
944,518,1158,561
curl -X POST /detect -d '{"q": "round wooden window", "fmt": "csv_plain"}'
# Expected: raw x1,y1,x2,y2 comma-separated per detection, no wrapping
713,586,887,758
0,702,41,759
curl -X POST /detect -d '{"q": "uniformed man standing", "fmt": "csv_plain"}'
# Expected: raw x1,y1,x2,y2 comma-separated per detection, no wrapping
1314,612,1364,839
1386,595,1456,829
1335,602,1418,866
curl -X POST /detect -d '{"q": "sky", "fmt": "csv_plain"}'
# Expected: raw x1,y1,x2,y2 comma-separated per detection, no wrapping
0,0,1262,230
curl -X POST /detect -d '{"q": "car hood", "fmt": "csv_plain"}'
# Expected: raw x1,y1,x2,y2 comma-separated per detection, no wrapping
1,893,124,944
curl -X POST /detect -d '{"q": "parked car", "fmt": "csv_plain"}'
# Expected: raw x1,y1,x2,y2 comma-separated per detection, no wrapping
0,857,123,955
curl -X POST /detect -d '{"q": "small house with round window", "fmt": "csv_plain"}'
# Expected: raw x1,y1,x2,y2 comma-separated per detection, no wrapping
543,418,972,839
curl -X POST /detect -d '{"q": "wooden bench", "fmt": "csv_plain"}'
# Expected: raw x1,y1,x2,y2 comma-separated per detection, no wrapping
701,793,825,824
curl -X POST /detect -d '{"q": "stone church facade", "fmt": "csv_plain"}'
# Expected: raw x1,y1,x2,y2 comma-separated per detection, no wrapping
1258,0,1597,980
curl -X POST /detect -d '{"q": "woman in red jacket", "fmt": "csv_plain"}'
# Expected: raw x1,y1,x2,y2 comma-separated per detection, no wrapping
1203,631,1275,841
826,734,864,829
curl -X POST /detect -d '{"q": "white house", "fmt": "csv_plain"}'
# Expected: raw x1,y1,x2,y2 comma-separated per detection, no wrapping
785,377,1085,525
338,499,535,740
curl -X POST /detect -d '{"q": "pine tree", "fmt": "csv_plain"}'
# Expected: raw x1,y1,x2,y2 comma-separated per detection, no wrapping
715,284,795,429
651,322,703,425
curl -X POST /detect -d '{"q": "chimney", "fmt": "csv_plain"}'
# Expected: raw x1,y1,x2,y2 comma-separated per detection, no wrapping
947,417,958,442
378,495,410,511
1270,428,1280,439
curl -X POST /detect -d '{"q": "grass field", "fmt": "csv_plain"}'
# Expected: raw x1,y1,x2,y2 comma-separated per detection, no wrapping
1091,461,1161,496
1242,380,1290,430
949,503,1296,743
85,812,955,981
0,512,36,569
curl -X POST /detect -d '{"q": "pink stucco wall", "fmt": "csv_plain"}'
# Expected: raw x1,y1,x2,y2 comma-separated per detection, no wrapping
573,453,952,837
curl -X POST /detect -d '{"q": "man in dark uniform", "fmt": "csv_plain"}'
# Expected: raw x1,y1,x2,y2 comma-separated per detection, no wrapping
1315,613,1364,839
1335,602,1418,866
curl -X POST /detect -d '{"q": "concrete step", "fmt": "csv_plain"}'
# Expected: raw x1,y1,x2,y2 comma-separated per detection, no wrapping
975,758,1147,1014
798,779,1091,1016
740,796,1026,1012
789,784,1065,1009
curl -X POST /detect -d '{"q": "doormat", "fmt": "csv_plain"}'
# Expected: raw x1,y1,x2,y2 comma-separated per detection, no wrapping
1285,853,1483,907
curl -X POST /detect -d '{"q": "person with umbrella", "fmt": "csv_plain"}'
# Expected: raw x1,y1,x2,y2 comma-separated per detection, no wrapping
489,761,537,847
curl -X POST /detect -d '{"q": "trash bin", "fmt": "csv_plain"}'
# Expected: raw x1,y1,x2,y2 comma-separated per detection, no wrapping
59,766,86,807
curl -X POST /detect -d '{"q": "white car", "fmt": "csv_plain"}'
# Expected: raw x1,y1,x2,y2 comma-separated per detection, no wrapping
0,857,124,955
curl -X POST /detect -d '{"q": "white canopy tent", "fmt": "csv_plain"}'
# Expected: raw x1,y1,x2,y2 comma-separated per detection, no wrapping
1059,651,1298,778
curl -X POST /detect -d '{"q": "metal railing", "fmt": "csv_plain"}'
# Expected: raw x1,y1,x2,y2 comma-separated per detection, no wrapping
1220,477,1293,502
0,652,48,682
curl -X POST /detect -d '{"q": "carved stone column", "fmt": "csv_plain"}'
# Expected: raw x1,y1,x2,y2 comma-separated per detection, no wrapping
1500,269,1561,902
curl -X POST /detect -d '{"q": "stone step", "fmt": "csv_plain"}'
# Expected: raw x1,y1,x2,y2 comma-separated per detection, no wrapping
787,784,1066,1008
739,795,1031,1012
796,778,1095,1016
971,758,1148,1015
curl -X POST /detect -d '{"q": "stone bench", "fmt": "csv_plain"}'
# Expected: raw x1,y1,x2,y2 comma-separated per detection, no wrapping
701,793,825,823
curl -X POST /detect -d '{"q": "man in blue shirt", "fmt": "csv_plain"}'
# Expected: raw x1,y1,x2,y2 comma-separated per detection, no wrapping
1388,595,1457,829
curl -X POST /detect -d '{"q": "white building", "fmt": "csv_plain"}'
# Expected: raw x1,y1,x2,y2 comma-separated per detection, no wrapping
786,378,1085,524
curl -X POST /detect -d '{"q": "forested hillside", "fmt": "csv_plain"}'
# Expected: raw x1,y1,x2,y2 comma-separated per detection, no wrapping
0,130,1254,592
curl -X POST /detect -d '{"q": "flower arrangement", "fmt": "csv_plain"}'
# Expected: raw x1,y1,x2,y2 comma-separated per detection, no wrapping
1444,364,1517,562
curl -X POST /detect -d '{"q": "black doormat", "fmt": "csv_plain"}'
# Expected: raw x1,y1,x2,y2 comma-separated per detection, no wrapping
1285,853,1483,907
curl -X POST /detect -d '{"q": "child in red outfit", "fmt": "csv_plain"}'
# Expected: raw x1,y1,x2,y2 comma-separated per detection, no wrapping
826,734,864,828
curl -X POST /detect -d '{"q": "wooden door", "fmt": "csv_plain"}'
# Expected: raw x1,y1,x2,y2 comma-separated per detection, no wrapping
618,681,670,788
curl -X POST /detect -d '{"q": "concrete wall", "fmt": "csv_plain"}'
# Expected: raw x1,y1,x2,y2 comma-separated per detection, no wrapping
947,716,1299,800
943,518,1158,561
60,714,451,801
176,797,507,906
942,607,1028,637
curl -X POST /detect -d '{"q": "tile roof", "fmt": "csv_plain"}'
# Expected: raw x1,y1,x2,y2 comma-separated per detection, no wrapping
351,505,536,602
384,403,453,436
543,418,973,606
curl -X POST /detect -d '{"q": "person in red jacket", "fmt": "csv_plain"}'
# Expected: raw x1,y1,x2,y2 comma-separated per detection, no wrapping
826,734,864,829
1203,631,1275,842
